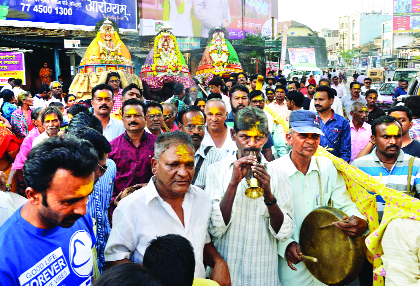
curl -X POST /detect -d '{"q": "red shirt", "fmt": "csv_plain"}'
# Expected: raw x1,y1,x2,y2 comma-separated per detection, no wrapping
309,78,316,85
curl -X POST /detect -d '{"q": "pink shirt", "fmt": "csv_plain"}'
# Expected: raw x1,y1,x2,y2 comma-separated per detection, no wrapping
350,121,372,163
111,88,123,114
12,127,41,170
268,101,291,121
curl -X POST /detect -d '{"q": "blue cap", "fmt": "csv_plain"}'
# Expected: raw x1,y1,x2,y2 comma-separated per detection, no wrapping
289,110,324,135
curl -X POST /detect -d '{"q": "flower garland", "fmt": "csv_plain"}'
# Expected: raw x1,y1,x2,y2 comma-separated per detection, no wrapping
209,35,230,75
152,32,183,76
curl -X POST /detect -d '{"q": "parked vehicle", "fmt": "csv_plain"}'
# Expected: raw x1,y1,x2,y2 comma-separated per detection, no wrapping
287,68,322,84
378,81,399,104
390,68,419,82
368,68,385,85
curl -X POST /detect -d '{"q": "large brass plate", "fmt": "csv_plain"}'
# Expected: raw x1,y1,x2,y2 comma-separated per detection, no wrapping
299,206,365,286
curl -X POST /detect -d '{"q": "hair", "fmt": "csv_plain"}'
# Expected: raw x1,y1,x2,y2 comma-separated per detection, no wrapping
7,78,14,82
173,83,184,96
267,70,274,75
14,79,22,86
236,72,248,80
67,127,111,161
405,96,420,118
67,104,89,117
350,101,366,113
308,83,316,89
143,234,195,286
49,102,64,109
286,91,304,107
17,91,31,107
401,80,409,85
194,97,206,106
146,101,163,113
67,111,103,134
250,74,258,82
39,84,51,94
91,84,114,99
266,88,274,94
161,103,177,117
122,83,142,99
49,81,61,90
207,93,222,100
234,106,269,135
178,105,206,125
106,72,121,84
31,107,44,121
205,98,227,112
290,81,300,90
208,76,224,88
121,98,147,117
23,136,98,204
319,78,331,86
350,81,362,89
315,85,335,100
93,264,162,286
275,85,287,92
388,105,413,122
229,84,250,98
365,89,378,97
371,115,402,137
364,77,372,82
41,106,63,124
332,76,338,79
154,131,194,160
64,94,76,104
1,89,14,104
249,90,264,101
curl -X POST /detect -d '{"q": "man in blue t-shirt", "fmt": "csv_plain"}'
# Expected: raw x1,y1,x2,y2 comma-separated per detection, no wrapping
0,136,99,286
393,79,408,101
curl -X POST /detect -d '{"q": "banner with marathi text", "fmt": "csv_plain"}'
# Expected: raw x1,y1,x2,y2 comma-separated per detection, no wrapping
0,52,25,86
393,0,420,32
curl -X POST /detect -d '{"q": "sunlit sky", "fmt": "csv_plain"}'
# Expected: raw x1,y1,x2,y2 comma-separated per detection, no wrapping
277,0,393,32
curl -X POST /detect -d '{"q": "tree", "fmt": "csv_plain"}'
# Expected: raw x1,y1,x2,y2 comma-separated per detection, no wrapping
338,49,360,66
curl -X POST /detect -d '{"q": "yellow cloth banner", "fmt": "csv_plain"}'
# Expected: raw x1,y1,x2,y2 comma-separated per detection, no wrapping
314,147,420,286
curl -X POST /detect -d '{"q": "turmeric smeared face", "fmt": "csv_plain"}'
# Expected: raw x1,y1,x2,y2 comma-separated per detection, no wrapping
98,91,110,99
386,124,400,136
320,81,329,86
75,181,94,197
126,107,140,116
163,109,168,116
45,114,56,122
149,108,161,115
53,82,60,88
315,92,321,98
210,107,220,114
191,114,204,125
361,107,368,112
176,144,194,163
197,101,205,107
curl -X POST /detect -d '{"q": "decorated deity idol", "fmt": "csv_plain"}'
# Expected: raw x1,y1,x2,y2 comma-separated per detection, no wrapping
80,18,132,65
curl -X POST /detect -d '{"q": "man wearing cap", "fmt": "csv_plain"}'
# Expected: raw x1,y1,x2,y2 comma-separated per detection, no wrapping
341,82,367,120
274,109,368,286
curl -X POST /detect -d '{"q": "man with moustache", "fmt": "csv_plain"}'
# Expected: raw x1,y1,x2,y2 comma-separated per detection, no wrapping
47,81,66,106
108,99,156,217
341,82,367,120
331,76,347,98
266,88,275,105
306,84,316,100
92,84,125,142
32,107,63,147
105,131,231,286
226,84,250,124
236,72,248,85
145,102,164,136
309,78,344,116
268,85,290,121
205,106,294,286
0,136,99,285
350,102,371,163
111,84,143,121
366,90,385,125
178,105,225,189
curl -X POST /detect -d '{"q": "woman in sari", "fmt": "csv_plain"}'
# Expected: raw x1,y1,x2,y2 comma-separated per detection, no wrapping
11,92,34,141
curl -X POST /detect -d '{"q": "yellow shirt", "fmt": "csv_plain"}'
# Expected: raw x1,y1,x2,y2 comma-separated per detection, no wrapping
193,278,220,286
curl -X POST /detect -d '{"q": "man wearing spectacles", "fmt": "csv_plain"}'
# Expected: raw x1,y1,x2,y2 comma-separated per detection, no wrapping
161,103,178,132
361,77,382,99
91,84,125,142
106,72,123,114
145,102,164,136
178,106,225,189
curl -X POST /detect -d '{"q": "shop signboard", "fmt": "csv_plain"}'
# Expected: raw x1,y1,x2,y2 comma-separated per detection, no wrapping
0,52,25,86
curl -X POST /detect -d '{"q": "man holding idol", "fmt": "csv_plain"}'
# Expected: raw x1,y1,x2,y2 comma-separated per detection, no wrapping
274,110,368,286
205,106,295,286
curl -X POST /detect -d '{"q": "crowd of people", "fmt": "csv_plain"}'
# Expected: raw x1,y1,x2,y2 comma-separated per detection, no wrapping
0,68,419,286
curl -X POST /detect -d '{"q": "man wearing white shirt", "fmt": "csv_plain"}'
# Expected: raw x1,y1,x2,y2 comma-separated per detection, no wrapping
331,76,347,98
32,84,51,109
2,78,14,91
202,98,237,155
105,131,231,285
360,77,382,99
12,79,24,99
47,81,66,106
194,0,231,38
205,106,294,286
91,84,125,142
208,76,231,113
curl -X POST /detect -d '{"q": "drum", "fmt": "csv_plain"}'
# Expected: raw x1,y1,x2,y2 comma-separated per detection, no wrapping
299,206,365,286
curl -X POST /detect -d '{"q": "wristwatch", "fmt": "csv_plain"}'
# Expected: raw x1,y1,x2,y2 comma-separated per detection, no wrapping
264,196,277,207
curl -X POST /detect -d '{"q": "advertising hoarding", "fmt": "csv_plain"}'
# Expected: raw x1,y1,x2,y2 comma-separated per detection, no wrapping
138,0,277,39
382,21,393,57
288,48,316,68
393,0,420,32
0,0,136,31
0,52,25,86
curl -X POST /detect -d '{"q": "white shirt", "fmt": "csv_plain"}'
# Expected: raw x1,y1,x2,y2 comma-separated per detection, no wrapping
361,86,383,101
32,95,48,109
2,83,13,91
104,179,212,279
274,154,366,286
0,192,18,227
382,218,420,286
32,131,50,147
103,117,125,142
205,154,295,286
331,83,347,98
309,96,344,116
12,87,24,99
46,96,66,107
202,124,237,156
264,109,274,132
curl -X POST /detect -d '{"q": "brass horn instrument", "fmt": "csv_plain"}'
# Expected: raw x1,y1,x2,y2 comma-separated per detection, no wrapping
245,151,264,199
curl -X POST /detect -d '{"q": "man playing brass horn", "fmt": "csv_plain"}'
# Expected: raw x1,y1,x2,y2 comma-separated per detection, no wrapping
205,106,295,286
274,110,368,286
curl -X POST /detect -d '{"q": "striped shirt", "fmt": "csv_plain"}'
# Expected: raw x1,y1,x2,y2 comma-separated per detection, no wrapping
87,159,117,273
205,154,295,286
382,218,420,286
352,149,420,217
193,144,226,189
